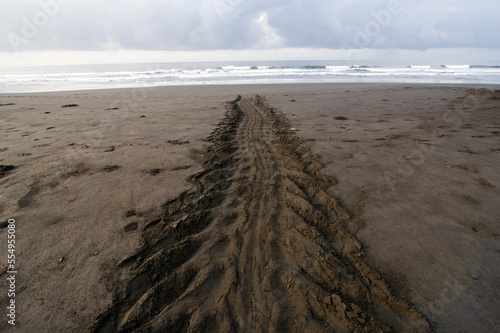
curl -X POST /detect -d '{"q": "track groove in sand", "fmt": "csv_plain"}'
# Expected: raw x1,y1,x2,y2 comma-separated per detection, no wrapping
90,96,430,332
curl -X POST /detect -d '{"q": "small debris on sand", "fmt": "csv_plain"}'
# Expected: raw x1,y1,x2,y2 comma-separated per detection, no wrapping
0,165,15,177
149,168,161,175
172,165,192,171
0,165,15,173
167,139,190,145
124,222,139,233
103,165,120,172
125,210,137,217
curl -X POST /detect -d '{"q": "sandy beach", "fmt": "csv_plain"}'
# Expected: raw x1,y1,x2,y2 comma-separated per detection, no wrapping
0,83,499,332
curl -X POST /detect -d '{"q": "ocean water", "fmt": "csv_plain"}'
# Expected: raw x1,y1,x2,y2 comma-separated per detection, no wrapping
1,60,500,93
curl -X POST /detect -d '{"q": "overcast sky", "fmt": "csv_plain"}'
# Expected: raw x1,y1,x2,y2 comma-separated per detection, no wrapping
1,0,499,66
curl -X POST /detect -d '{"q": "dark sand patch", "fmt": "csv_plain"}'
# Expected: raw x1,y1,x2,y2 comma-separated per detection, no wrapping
103,165,121,172
172,165,193,171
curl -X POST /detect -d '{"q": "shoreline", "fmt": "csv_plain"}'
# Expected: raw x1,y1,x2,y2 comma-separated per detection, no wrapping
1,81,500,96
0,83,499,331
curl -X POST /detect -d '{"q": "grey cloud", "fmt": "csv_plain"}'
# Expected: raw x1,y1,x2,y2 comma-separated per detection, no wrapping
1,0,499,53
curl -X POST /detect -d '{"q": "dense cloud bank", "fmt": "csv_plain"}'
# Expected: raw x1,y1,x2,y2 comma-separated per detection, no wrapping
1,0,499,52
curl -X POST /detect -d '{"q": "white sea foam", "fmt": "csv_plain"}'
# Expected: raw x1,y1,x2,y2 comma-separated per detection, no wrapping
1,61,499,93
444,64,470,69
409,65,432,69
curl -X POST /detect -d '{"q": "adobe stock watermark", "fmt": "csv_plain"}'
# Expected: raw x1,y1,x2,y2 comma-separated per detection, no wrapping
383,84,496,190
213,0,242,19
341,0,407,60
5,219,17,326
64,80,152,163
6,0,68,52
427,278,467,322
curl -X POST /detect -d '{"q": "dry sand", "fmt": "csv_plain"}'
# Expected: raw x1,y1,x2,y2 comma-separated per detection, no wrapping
0,84,499,332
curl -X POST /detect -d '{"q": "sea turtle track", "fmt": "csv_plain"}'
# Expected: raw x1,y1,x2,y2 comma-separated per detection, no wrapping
90,95,431,333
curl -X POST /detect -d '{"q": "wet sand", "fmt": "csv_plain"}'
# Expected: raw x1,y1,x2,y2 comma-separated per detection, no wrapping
0,84,499,332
